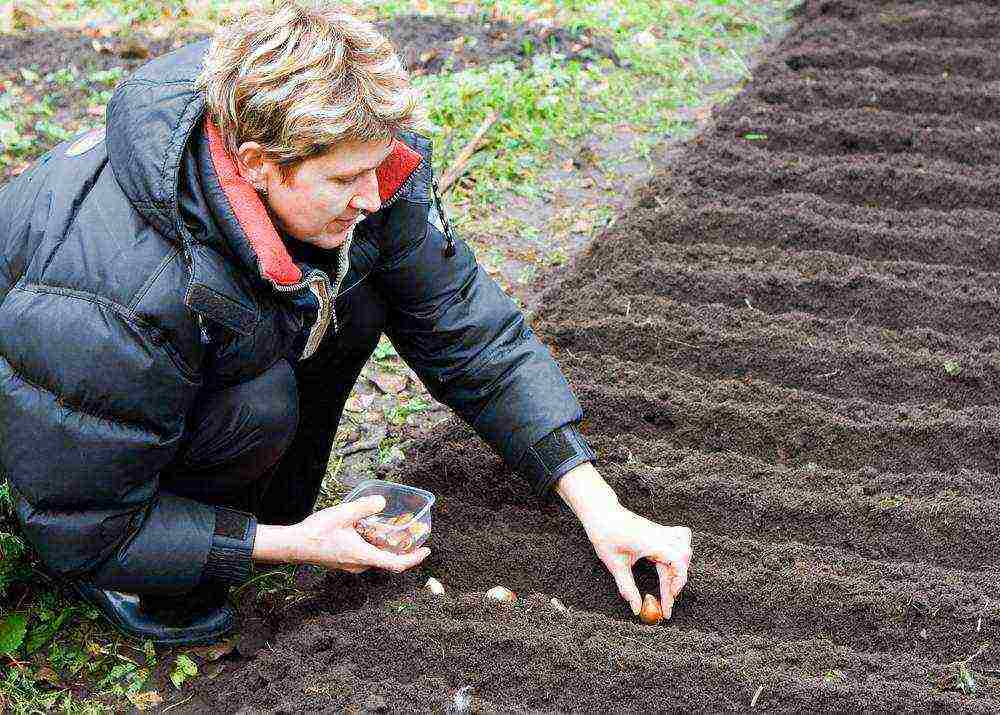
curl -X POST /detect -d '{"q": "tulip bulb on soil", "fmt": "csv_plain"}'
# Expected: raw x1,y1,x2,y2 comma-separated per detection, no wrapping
485,586,516,603
426,577,445,595
639,594,663,625
549,597,567,613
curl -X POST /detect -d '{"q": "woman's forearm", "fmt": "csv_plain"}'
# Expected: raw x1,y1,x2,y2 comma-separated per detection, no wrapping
252,464,619,565
251,523,300,564
554,462,620,522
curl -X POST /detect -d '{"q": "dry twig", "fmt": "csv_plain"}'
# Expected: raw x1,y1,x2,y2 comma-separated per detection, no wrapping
438,110,499,195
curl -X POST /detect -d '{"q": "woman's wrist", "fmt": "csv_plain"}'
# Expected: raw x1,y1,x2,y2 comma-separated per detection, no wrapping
554,462,620,523
251,523,301,564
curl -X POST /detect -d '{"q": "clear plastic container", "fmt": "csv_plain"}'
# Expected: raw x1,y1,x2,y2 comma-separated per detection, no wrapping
343,479,436,554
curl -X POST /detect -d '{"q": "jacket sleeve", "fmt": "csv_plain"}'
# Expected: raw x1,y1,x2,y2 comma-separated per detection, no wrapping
372,179,595,500
1,288,254,595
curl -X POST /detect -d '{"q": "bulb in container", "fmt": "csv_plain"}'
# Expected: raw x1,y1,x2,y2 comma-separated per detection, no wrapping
385,528,414,553
389,512,415,526
485,586,516,603
408,521,429,541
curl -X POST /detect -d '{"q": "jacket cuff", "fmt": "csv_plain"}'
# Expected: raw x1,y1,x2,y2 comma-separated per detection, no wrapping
518,424,597,501
200,506,257,585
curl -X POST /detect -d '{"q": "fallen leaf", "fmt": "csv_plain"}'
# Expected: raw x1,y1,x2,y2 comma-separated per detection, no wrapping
345,393,377,412
370,369,407,395
1,0,51,32
33,666,60,686
82,17,120,38
86,105,106,117
633,29,658,49
570,218,591,233
418,49,439,64
188,638,235,662
127,690,164,710
561,157,574,172
92,40,111,54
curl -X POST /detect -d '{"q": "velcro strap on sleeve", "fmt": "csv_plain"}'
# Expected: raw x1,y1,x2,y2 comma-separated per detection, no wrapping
201,506,257,585
518,424,597,501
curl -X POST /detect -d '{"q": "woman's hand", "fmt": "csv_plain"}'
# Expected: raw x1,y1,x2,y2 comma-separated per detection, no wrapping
555,462,692,618
579,506,691,618
253,495,431,574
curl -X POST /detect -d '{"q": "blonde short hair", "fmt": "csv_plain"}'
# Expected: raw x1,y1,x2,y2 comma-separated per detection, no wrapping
196,1,427,179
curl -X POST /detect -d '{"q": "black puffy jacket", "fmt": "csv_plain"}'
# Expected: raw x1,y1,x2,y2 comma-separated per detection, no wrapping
0,41,593,594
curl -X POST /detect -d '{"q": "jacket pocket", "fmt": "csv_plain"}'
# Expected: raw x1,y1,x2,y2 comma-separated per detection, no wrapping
144,325,201,384
20,283,202,384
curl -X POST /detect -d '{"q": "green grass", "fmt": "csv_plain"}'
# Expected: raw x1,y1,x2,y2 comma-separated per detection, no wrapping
0,0,796,710
384,0,796,230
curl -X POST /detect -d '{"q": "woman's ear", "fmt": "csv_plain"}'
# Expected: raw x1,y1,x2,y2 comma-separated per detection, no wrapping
234,141,268,188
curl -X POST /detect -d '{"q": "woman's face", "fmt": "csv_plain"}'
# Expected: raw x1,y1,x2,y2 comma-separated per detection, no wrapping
240,137,394,251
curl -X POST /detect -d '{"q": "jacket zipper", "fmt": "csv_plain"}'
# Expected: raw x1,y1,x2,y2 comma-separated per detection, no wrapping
271,268,333,361
329,228,355,333
269,226,355,360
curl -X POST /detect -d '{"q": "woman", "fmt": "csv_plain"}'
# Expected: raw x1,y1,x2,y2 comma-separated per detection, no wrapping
0,2,691,645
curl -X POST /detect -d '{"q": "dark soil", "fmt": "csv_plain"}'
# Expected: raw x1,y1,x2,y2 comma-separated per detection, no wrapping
374,14,618,76
0,15,612,80
174,0,1000,711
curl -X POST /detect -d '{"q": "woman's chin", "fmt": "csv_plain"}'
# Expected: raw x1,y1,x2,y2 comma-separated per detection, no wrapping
311,226,352,250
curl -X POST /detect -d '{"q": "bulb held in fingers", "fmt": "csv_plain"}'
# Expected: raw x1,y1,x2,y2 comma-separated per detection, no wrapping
485,585,516,603
639,593,663,625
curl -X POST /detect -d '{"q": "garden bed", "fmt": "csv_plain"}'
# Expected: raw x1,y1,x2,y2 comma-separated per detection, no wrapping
182,0,1000,710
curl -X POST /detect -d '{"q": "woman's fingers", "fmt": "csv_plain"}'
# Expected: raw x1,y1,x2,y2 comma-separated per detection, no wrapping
652,527,692,618
655,561,677,619
340,494,387,523
606,554,641,615
357,543,431,573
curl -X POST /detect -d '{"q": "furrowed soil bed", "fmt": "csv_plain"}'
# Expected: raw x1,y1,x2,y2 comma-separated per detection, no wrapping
185,0,999,710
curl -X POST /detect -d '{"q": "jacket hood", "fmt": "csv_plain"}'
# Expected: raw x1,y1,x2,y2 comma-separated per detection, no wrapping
105,40,211,244
105,40,423,292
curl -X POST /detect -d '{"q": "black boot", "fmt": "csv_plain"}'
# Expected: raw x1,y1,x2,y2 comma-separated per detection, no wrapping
72,581,235,646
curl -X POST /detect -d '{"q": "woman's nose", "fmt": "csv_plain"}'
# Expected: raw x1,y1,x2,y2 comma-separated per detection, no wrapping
350,170,382,213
